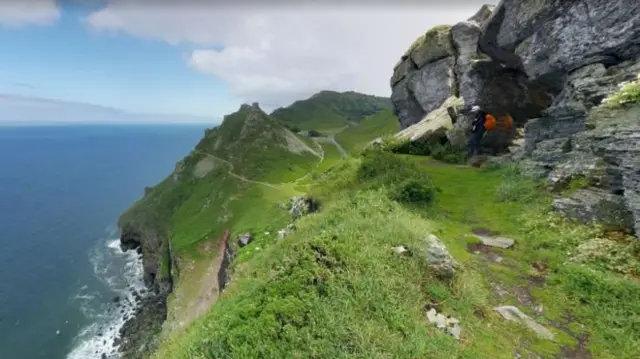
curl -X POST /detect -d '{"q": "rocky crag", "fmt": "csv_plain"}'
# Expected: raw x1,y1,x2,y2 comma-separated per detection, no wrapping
391,0,640,235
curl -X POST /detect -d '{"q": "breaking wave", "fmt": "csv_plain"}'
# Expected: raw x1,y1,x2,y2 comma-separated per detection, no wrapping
66,235,149,359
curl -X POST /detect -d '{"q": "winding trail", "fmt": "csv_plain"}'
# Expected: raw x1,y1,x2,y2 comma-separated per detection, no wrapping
196,150,281,189
194,128,350,192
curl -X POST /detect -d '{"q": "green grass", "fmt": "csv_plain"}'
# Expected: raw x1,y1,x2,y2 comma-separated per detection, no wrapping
195,105,319,183
271,90,392,132
603,75,640,109
120,104,321,257
152,153,640,359
334,109,401,154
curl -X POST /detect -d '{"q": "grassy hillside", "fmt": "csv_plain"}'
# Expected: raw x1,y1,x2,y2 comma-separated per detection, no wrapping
271,90,392,133
120,104,320,255
151,148,640,359
335,108,401,154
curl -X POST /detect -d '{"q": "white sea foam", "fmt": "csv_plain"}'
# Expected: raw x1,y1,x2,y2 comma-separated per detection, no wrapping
66,236,149,359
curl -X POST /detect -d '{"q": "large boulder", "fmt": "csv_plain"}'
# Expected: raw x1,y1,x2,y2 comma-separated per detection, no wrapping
408,25,455,68
391,77,427,129
480,0,640,89
395,96,463,143
390,4,552,155
408,57,457,115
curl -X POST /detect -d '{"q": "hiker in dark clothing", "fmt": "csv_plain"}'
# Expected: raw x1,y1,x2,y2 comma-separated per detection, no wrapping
467,105,487,157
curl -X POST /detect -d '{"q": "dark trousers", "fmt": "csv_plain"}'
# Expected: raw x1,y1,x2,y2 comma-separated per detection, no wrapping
467,130,485,157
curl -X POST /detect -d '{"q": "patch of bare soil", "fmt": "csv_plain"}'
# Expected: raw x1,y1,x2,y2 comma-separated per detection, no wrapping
467,243,504,263
163,234,227,336
559,333,592,359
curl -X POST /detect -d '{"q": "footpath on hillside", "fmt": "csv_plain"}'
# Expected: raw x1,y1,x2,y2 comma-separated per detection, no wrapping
195,130,350,191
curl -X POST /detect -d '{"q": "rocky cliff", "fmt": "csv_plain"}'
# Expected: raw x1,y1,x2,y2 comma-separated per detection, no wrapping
391,0,640,234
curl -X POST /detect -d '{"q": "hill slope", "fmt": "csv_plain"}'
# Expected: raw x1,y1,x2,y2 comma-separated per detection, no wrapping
116,103,322,357
271,90,392,133
335,108,401,154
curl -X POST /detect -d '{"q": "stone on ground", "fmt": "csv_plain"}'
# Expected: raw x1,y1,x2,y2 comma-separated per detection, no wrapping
472,234,515,249
494,306,555,340
417,234,459,279
426,308,462,340
238,233,252,247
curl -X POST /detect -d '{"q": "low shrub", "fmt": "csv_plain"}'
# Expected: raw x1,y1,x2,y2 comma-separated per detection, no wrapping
380,136,465,164
390,178,434,205
357,150,436,205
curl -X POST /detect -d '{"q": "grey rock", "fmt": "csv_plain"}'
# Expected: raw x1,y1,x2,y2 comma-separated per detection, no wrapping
494,305,554,340
277,230,287,239
392,246,409,255
547,154,602,191
410,25,454,68
396,96,463,143
553,189,635,232
426,308,462,340
480,0,640,88
426,308,438,324
288,195,318,218
467,4,495,25
416,234,458,279
391,77,426,129
391,58,416,87
238,233,253,247
472,234,515,249
408,56,456,116
446,322,462,340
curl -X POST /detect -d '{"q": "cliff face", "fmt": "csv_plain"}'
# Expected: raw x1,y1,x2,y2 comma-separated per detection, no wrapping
390,4,553,153
479,0,640,235
391,0,640,234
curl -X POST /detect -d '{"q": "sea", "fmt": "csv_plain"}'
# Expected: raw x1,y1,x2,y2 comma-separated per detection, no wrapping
0,124,207,359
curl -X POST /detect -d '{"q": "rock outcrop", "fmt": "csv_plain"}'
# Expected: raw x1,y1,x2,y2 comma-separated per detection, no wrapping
390,4,552,154
391,0,640,234
117,222,173,359
475,0,640,234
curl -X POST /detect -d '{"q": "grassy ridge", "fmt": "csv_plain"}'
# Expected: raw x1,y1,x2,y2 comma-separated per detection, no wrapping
271,90,392,133
152,150,640,359
335,108,401,154
120,104,320,255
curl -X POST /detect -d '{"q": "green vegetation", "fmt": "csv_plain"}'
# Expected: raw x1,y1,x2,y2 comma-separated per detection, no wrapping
335,108,401,154
195,105,319,183
271,90,392,133
150,148,640,359
603,75,640,108
404,24,452,58
121,91,640,359
380,135,467,164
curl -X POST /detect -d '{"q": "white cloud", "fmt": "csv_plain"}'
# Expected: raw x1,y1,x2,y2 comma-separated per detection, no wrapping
86,1,494,110
0,0,60,27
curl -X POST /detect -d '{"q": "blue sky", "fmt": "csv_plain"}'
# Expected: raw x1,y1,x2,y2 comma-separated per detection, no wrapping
0,3,237,123
0,1,491,124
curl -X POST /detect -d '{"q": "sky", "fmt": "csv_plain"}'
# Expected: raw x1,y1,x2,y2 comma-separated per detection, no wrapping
0,0,495,124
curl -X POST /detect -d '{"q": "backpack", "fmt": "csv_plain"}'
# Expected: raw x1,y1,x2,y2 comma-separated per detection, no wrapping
483,114,497,131
501,114,513,129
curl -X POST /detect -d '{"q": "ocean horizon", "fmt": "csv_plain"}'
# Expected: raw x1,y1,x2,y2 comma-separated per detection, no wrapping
0,123,207,359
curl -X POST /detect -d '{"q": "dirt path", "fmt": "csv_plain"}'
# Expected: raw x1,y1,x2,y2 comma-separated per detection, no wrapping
315,135,348,158
194,131,338,190
196,151,282,189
